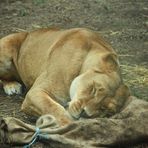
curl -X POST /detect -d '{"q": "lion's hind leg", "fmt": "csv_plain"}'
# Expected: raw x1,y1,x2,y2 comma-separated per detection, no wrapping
2,81,22,95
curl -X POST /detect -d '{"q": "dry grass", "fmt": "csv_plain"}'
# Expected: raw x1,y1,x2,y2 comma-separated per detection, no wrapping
121,64,148,101
121,64,148,87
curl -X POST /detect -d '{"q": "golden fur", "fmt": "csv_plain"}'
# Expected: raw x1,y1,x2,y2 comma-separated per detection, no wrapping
0,28,130,125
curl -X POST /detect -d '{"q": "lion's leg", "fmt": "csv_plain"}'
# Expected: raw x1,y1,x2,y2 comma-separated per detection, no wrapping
2,81,22,95
21,87,72,126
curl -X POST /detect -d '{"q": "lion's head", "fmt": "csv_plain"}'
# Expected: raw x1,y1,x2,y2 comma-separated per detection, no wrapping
69,73,130,119
68,53,130,119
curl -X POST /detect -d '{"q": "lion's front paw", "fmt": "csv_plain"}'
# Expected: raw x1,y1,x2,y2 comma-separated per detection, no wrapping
3,81,22,95
68,100,83,119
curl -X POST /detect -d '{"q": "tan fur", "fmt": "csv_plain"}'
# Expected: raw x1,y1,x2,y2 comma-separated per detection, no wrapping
0,28,130,125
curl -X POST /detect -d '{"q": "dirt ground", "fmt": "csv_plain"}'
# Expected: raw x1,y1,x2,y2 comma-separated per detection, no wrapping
0,0,148,147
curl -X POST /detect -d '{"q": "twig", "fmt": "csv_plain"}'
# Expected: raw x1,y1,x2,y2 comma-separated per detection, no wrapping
119,54,134,57
13,28,27,32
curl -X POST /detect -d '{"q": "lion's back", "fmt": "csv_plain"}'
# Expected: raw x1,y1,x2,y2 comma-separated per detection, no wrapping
16,28,114,89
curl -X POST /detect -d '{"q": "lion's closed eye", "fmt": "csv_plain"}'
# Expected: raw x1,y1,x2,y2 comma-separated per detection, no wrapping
92,81,106,96
91,87,97,96
93,87,106,97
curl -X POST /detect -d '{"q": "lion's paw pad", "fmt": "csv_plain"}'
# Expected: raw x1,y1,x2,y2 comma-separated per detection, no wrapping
3,82,22,95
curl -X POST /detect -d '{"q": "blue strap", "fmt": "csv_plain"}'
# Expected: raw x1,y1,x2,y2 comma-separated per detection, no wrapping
23,127,40,148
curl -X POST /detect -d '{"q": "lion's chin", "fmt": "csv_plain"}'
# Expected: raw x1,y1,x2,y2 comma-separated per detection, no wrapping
79,109,99,119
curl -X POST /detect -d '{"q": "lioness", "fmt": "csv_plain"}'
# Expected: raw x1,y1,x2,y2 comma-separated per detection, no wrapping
0,28,130,125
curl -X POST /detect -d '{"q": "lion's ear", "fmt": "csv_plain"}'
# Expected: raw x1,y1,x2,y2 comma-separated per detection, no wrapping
114,84,130,108
115,84,130,98
102,53,119,72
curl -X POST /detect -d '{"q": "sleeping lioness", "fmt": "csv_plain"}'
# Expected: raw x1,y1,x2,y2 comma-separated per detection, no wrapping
0,28,130,125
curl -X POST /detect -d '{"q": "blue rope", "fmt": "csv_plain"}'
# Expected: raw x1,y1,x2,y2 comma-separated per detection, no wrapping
23,127,40,148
